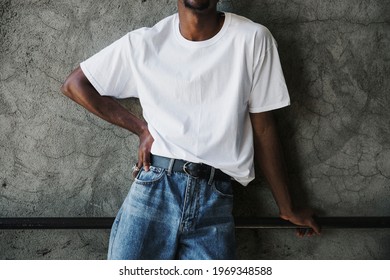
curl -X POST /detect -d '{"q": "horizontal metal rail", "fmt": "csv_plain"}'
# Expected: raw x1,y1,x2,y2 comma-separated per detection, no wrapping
0,217,389,230
235,217,390,229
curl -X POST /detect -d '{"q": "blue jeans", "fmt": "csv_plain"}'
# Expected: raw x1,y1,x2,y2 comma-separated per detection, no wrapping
107,166,235,259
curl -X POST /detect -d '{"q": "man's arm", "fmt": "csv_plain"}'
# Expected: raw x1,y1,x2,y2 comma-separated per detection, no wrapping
250,111,320,236
61,66,154,171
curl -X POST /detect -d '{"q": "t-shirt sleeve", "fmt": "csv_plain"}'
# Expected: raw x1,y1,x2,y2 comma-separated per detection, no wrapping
80,34,138,99
249,28,290,113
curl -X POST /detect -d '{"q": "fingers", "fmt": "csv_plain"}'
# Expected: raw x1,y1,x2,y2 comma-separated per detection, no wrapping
136,150,143,176
137,152,150,172
137,144,152,173
302,214,321,236
308,218,321,235
296,228,309,237
132,164,140,179
288,209,321,237
142,150,151,172
137,128,154,174
295,228,315,237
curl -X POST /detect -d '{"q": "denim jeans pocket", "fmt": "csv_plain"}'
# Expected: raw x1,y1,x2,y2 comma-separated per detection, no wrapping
134,166,166,185
212,179,233,198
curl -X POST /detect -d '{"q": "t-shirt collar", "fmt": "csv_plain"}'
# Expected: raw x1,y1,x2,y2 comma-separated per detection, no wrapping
174,12,231,48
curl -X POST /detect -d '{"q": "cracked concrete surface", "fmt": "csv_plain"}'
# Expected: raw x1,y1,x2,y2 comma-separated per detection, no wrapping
0,0,389,259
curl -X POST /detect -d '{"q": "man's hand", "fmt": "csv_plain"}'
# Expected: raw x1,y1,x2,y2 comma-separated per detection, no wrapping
133,128,154,178
280,208,321,237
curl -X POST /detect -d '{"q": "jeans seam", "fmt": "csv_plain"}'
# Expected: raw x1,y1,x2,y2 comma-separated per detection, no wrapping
179,175,190,233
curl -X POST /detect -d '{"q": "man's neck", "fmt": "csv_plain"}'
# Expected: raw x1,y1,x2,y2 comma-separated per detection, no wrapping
177,1,224,41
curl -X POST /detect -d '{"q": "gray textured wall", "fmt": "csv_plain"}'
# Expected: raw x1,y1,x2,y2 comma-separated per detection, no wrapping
0,0,389,259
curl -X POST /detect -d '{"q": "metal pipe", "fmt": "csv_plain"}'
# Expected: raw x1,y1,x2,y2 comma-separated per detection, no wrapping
234,217,390,229
0,217,389,230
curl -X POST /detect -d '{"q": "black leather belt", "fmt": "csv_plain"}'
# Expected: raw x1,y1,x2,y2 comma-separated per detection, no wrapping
151,154,231,181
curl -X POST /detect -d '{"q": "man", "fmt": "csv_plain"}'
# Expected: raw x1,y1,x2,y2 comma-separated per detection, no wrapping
61,0,320,260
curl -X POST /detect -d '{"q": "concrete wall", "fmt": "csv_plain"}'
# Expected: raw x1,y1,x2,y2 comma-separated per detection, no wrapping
0,0,389,259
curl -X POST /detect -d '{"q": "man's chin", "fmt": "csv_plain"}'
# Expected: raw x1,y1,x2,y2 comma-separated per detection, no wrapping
183,0,211,12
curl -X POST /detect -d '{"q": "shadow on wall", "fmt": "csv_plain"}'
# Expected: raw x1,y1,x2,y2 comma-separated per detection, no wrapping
231,0,390,259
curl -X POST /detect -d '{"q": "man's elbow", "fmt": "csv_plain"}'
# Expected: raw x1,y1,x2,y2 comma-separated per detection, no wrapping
60,78,72,98
60,67,83,99
250,111,276,137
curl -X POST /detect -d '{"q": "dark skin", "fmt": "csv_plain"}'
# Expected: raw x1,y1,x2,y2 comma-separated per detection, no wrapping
60,66,154,173
250,112,320,236
61,0,320,237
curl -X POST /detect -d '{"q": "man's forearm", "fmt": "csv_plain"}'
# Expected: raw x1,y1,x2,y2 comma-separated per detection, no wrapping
250,112,294,217
61,66,147,137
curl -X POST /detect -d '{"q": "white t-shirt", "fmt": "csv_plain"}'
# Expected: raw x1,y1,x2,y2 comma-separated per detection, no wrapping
80,12,290,186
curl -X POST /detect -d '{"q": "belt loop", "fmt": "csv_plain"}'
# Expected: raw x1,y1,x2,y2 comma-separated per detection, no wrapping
208,167,215,185
167,158,175,176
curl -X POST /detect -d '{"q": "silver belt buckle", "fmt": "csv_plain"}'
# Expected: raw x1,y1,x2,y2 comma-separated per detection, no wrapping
183,162,199,178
